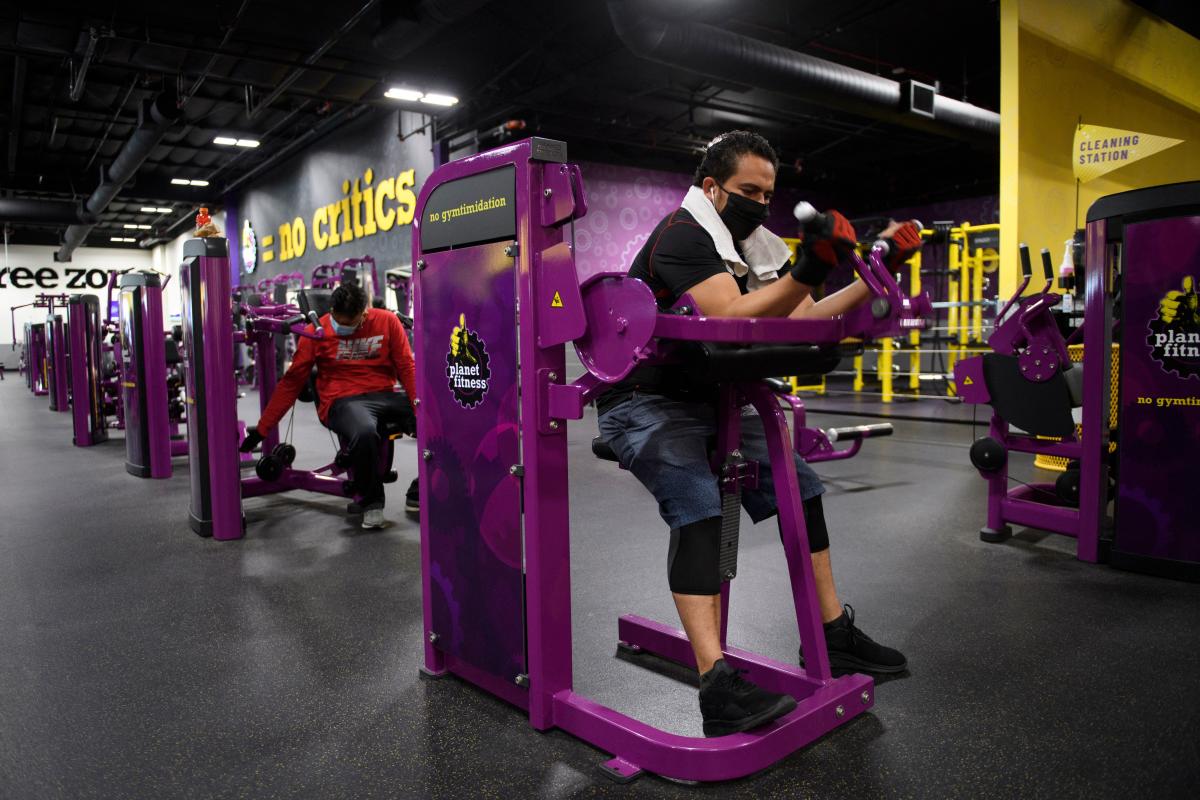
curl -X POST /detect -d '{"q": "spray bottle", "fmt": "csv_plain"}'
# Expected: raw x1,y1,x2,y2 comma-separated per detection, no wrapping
1058,239,1075,314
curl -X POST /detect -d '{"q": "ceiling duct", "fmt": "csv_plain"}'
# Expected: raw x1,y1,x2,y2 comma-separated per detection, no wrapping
606,0,1000,138
55,89,182,262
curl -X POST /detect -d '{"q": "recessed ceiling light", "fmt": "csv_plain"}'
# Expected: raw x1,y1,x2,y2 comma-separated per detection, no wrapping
171,178,190,185
213,136,238,146
123,223,151,230
235,139,260,148
110,236,136,243
385,87,423,102
190,179,209,187
420,93,459,107
140,206,173,213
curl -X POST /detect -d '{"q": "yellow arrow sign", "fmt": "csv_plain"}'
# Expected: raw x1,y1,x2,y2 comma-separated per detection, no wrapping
1073,124,1183,183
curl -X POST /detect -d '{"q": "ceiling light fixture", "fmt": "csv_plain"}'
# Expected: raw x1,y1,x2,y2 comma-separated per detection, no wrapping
140,206,174,214
110,236,136,243
385,87,423,102
172,178,210,187
420,93,459,107
235,139,260,148
213,136,238,146
124,223,151,230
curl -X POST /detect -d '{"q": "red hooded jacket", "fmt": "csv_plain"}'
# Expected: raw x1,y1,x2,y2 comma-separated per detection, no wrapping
257,308,416,433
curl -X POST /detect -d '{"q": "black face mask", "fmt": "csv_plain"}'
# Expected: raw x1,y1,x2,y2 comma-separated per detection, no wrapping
714,183,770,241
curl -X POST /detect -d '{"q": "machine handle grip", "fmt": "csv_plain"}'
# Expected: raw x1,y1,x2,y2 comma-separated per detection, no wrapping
1039,248,1054,282
307,311,321,329
1019,244,1032,279
826,423,893,442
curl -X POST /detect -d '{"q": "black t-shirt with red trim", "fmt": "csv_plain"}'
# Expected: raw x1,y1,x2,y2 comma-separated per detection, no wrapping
598,208,747,413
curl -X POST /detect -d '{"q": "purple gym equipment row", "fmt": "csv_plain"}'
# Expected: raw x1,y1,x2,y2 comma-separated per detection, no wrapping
311,256,381,300
67,294,109,447
118,273,172,478
954,181,1199,580
413,137,933,782
12,293,68,398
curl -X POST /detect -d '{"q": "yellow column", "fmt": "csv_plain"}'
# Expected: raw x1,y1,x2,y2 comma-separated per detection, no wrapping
973,247,985,343
880,338,894,403
908,251,921,392
853,354,864,392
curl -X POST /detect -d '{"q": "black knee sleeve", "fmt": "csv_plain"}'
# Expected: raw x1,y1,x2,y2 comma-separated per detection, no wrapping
803,494,830,552
668,517,722,595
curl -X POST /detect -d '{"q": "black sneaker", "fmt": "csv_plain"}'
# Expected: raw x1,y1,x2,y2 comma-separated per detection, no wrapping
699,659,797,737
405,478,419,515
805,604,908,675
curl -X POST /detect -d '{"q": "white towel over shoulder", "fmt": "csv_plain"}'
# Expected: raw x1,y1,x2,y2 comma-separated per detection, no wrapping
679,185,793,291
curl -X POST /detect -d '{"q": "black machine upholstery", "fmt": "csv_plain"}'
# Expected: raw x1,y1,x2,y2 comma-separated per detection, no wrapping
306,288,333,318
163,338,182,365
683,342,841,383
981,353,1076,437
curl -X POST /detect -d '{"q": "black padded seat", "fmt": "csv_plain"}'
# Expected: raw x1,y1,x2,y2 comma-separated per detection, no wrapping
982,353,1076,437
306,288,333,317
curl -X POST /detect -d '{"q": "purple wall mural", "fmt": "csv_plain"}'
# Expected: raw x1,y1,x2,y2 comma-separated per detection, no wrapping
572,161,831,282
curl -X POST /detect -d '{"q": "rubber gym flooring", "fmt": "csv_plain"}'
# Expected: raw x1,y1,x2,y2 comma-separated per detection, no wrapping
2,377,1198,799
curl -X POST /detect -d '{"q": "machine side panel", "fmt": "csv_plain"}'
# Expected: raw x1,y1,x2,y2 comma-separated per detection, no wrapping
1113,215,1200,575
419,241,525,684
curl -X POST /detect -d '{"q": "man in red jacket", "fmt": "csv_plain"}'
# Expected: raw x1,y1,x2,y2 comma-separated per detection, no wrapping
240,282,417,529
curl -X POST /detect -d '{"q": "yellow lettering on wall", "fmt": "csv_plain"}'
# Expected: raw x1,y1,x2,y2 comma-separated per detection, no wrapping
374,177,396,232
351,179,365,238
312,206,329,250
327,202,342,246
395,168,417,226
278,222,294,262
291,217,307,258
362,168,377,236
339,197,353,242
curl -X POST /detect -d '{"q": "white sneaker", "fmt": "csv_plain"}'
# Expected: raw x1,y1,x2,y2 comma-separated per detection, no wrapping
362,508,386,529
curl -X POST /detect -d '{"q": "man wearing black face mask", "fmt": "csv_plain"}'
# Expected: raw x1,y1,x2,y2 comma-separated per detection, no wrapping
597,131,908,737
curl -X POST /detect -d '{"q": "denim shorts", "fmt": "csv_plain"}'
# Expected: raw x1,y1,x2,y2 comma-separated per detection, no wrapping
597,392,825,530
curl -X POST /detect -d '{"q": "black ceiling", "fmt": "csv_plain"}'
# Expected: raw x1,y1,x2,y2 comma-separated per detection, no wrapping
0,0,1003,250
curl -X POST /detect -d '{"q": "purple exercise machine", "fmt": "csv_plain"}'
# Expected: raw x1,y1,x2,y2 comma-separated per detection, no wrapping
181,237,406,540
22,322,48,395
45,310,70,412
413,138,932,782
67,294,110,447
955,181,1199,580
118,273,175,478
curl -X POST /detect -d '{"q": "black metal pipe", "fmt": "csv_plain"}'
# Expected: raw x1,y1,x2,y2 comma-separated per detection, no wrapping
0,198,98,225
68,27,101,103
606,0,999,138
55,89,182,262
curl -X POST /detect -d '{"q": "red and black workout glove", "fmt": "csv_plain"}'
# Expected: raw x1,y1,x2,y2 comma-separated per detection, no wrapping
804,209,858,268
879,220,923,269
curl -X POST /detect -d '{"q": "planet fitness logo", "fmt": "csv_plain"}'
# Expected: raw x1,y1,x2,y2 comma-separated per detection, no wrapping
1147,276,1200,380
446,313,491,408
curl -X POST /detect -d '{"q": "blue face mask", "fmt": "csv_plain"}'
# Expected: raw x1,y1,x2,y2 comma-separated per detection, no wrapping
331,317,362,337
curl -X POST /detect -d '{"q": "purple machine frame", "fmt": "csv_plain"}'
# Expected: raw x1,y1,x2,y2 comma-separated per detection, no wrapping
118,273,174,478
413,138,932,782
45,312,70,412
67,294,110,447
25,322,48,395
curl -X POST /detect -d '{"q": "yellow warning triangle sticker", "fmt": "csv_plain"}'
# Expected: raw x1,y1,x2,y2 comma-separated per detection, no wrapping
551,291,564,308
1073,124,1184,183
962,376,974,386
